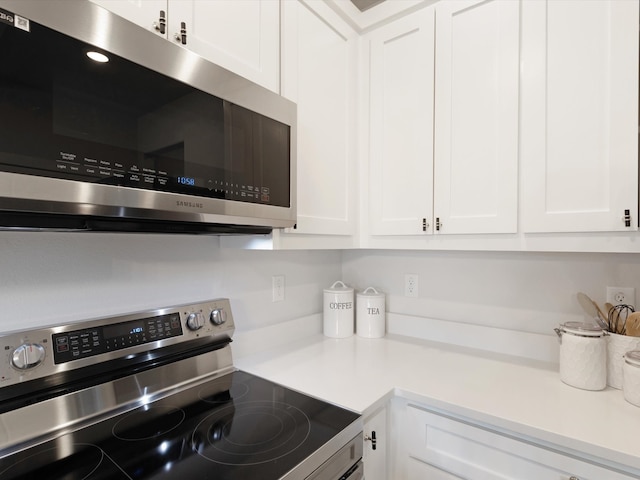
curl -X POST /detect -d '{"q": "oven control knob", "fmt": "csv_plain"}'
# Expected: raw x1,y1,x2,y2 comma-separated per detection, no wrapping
186,312,205,331
12,343,46,370
210,308,227,326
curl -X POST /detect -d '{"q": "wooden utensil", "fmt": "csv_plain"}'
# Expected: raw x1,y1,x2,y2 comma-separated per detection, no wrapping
605,302,615,316
576,292,608,330
625,312,640,337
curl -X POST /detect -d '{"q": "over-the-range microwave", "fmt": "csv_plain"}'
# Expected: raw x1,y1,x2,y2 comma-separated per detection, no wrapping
0,0,296,234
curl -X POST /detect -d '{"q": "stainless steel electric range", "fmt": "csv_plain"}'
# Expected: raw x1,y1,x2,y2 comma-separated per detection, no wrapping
0,299,362,479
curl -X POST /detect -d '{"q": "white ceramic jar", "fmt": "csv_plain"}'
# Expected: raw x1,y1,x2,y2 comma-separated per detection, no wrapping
623,350,640,407
606,333,640,389
555,322,607,391
356,287,385,338
323,281,354,338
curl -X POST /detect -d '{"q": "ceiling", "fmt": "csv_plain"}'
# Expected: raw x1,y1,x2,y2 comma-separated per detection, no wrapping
350,0,386,12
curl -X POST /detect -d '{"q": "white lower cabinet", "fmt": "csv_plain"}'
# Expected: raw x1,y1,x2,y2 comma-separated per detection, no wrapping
390,398,637,480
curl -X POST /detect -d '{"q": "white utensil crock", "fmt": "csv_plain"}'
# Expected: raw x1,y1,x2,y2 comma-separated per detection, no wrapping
356,287,385,338
554,322,607,391
607,332,640,389
323,281,354,338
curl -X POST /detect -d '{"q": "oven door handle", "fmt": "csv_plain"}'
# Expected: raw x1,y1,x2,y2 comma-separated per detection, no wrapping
340,460,363,480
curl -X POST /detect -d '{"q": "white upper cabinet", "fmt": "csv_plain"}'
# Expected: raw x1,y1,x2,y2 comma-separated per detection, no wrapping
433,0,519,234
168,1,280,92
279,0,358,239
521,0,639,233
88,0,166,36
367,9,435,236
89,0,280,93
367,1,519,238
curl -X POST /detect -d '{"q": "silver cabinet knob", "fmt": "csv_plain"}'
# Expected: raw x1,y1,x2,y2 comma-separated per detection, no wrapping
12,343,45,370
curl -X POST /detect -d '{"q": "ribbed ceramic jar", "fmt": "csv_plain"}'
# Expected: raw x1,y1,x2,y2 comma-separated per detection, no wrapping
606,333,640,389
623,351,640,407
555,322,607,391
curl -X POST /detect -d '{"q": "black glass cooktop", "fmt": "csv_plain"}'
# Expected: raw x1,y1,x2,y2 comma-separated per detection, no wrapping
0,371,359,479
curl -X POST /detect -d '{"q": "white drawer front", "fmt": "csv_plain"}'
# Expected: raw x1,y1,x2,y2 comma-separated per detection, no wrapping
405,404,635,480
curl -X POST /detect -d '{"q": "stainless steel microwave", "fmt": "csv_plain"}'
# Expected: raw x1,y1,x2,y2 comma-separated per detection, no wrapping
0,0,296,234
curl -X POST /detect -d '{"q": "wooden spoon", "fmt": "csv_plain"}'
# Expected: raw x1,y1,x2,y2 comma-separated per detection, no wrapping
625,312,640,337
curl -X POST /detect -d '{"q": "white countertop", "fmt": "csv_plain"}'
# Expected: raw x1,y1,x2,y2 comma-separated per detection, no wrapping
234,333,640,473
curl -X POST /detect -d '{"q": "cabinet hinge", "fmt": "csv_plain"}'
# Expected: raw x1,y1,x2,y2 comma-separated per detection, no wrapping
422,218,428,232
624,209,631,227
435,217,441,231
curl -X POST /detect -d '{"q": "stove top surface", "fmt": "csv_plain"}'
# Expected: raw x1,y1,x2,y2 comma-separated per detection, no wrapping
0,370,359,480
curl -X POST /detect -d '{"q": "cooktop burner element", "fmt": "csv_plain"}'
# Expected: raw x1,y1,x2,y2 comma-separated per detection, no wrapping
0,444,127,479
198,378,250,404
193,400,311,466
112,405,186,441
0,299,362,479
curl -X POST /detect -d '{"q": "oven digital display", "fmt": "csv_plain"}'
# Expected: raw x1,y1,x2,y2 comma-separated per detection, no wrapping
52,313,183,364
103,322,145,339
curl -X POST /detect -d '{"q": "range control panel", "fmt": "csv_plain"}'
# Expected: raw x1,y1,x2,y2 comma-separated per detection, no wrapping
0,299,234,387
52,313,183,364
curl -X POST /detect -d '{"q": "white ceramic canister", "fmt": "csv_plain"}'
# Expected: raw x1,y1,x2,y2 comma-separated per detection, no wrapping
554,322,607,391
606,332,640,389
356,287,386,338
623,350,640,407
323,281,354,338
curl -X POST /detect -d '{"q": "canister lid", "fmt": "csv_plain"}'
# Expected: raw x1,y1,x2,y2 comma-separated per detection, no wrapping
559,321,605,337
357,287,384,298
324,280,353,293
624,350,640,367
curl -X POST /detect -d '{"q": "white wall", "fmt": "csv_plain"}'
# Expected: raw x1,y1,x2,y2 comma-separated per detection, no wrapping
0,231,341,333
342,250,640,360
3,232,640,362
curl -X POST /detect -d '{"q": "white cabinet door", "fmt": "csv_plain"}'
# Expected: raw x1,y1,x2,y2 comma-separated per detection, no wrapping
367,9,435,236
363,407,387,480
88,0,167,36
521,0,639,233
280,0,358,237
89,0,280,93
434,0,519,234
168,0,280,92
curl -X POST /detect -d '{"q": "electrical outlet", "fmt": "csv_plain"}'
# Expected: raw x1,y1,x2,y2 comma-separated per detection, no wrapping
606,286,635,307
272,275,285,302
404,274,418,297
